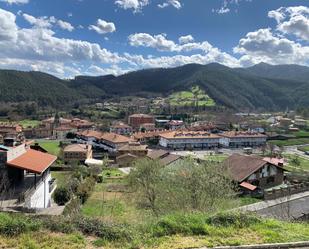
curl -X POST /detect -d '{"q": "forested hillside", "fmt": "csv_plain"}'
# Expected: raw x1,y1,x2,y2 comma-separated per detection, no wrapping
1,62,309,110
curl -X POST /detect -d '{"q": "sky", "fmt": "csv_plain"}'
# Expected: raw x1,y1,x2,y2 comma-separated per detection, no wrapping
0,0,309,78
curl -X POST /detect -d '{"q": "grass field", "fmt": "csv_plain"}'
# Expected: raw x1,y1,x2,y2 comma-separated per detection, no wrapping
298,145,309,152
18,119,40,128
36,140,61,156
1,213,309,249
168,86,215,107
269,138,309,146
51,171,72,187
284,154,309,171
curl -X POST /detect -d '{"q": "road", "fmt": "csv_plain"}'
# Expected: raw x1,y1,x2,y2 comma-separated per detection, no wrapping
256,195,309,220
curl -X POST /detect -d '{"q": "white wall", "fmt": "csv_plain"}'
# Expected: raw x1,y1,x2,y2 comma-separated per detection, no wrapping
25,173,53,209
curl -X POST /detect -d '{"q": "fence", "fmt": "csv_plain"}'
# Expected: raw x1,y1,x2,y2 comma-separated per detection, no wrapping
264,182,309,200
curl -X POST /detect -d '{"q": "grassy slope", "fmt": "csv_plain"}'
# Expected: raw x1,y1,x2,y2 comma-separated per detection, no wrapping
168,86,216,107
0,216,309,249
37,140,61,156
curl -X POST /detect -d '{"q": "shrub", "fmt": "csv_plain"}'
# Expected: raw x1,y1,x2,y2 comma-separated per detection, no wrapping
54,186,71,205
0,213,41,236
96,174,104,183
63,198,81,216
153,213,209,237
76,177,96,204
73,216,131,241
41,216,75,234
207,212,261,228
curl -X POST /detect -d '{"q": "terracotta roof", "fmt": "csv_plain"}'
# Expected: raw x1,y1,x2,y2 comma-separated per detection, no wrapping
101,132,132,144
240,181,257,191
221,131,267,138
223,154,268,182
118,142,147,151
159,154,181,166
129,114,154,118
263,157,285,167
133,130,169,139
159,131,221,139
147,150,169,160
7,149,57,174
78,130,103,139
64,144,91,152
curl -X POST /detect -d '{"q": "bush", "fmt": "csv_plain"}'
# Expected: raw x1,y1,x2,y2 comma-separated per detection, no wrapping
41,216,75,234
76,177,96,204
63,198,81,216
54,186,71,205
73,216,131,241
207,212,261,228
0,213,41,236
153,213,209,237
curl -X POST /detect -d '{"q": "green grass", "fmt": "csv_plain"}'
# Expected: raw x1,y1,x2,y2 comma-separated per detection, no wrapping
269,138,309,146
51,171,72,187
298,145,309,152
204,154,228,163
168,86,215,107
284,154,309,171
36,140,61,156
238,197,261,206
102,168,125,178
18,119,40,128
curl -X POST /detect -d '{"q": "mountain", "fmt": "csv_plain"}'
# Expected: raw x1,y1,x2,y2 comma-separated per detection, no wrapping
0,70,82,107
1,63,309,110
69,63,309,110
238,62,309,83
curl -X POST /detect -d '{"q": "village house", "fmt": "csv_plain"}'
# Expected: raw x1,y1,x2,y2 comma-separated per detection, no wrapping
110,122,133,135
294,119,307,128
159,131,222,150
219,131,267,148
224,154,285,194
63,144,93,164
147,149,181,167
24,115,94,139
116,142,148,167
0,138,57,210
168,120,185,130
100,132,133,153
0,123,25,144
128,114,155,130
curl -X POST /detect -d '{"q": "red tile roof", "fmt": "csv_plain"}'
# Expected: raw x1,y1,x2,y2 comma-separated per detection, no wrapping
6,149,57,174
240,181,257,191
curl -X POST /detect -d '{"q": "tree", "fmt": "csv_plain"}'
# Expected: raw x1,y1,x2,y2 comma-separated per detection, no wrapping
54,186,71,205
162,158,236,212
128,158,163,216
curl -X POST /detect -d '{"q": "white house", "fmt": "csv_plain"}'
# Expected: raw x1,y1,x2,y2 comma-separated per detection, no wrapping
1,142,57,210
159,131,221,150
219,131,267,148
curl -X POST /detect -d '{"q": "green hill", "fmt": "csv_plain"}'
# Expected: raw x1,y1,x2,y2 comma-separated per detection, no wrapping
1,62,309,110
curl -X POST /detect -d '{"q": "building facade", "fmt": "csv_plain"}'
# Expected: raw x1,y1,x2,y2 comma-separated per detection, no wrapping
159,131,221,150
63,144,93,164
128,114,155,130
220,131,267,148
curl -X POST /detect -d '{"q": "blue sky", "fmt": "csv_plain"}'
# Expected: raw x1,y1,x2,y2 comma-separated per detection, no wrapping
0,0,309,77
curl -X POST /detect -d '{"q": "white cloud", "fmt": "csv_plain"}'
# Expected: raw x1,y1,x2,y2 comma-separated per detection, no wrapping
128,33,214,53
89,19,116,34
57,19,74,32
22,13,54,28
0,0,29,4
158,0,182,9
178,35,194,44
115,0,149,13
86,64,131,76
23,13,74,31
268,6,309,41
0,8,18,41
234,28,309,66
